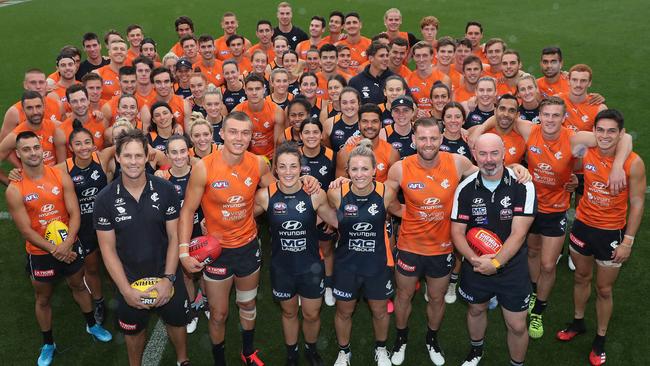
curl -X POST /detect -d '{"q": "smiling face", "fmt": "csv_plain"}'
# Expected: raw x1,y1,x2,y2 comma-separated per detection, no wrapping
69,130,95,160
275,151,301,188
118,96,138,122
340,91,360,118
443,107,464,134
204,93,223,119
300,122,322,149
127,27,143,48
359,111,381,139
117,140,147,180
299,75,318,99
152,106,173,130
166,138,190,168
594,118,623,151
287,103,308,130
221,117,252,155
68,90,89,119
57,57,77,81
413,124,441,161
347,155,375,190
16,136,43,168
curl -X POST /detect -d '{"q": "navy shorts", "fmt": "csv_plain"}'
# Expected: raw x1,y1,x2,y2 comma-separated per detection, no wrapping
271,262,325,300
529,211,568,237
569,219,624,262
317,222,337,242
26,241,84,283
333,266,394,301
203,238,262,281
115,276,189,335
395,250,455,278
458,250,532,312
78,234,99,256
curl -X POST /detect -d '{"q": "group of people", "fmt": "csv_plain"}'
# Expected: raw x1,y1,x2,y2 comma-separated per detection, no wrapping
2,2,645,366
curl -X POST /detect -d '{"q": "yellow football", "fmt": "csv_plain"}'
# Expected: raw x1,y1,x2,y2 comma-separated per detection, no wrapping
130,277,175,305
44,220,69,246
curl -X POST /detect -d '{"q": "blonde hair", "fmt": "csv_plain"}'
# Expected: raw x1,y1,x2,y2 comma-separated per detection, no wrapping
161,52,179,65
348,138,376,168
516,73,538,90
189,116,214,135
113,117,134,131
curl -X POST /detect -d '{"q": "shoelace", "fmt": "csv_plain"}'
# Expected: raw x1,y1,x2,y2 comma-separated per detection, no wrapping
530,315,542,327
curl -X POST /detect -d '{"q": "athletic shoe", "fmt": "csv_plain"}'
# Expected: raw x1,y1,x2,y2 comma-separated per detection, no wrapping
527,293,537,316
589,349,606,365
324,287,336,307
488,296,498,310
461,347,483,366
37,344,56,366
286,355,299,366
94,300,106,325
444,282,457,304
177,360,191,366
568,256,576,271
333,350,351,366
304,349,324,366
241,350,265,366
390,341,406,365
387,299,395,314
556,324,586,342
86,324,112,342
374,346,391,366
528,313,544,339
426,340,445,365
186,316,199,334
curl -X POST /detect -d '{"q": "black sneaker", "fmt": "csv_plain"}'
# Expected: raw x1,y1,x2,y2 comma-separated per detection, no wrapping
305,349,324,366
94,300,106,325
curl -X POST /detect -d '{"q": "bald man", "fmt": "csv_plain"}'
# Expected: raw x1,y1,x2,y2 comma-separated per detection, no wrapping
451,133,537,366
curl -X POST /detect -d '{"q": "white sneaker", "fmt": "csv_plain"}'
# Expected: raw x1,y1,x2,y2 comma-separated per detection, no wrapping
568,256,576,271
333,350,351,366
424,283,429,303
461,348,483,366
390,343,406,365
204,310,210,319
374,346,391,366
444,282,457,304
426,343,445,365
325,287,336,306
186,317,198,334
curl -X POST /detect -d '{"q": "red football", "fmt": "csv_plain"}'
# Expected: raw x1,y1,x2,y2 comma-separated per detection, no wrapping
189,235,222,265
466,227,503,256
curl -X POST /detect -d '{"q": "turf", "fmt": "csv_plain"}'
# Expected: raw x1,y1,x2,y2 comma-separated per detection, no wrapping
0,0,649,365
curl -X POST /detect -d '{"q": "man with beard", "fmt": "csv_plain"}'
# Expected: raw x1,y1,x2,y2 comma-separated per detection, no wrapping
60,85,108,152
451,133,536,366
536,47,569,98
497,50,523,96
336,103,399,182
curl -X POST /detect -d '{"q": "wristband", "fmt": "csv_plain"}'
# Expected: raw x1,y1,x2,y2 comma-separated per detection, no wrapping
491,258,502,269
624,235,635,242
620,243,633,248
179,253,189,259
179,243,189,248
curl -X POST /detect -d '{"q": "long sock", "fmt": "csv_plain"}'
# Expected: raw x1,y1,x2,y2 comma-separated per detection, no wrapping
426,327,438,345
305,341,317,354
532,299,547,315
339,343,351,354
212,342,226,366
470,338,484,351
83,311,96,327
375,340,386,348
286,343,298,359
593,334,606,354
572,317,586,332
242,329,255,356
510,359,524,366
42,330,54,345
450,272,459,284
531,282,537,294
324,276,333,288
396,326,409,343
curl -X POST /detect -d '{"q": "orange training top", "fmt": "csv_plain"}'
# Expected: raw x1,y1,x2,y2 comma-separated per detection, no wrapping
13,120,59,166
407,70,448,113
233,99,279,159
559,93,602,132
95,65,121,101
13,98,63,123
487,127,526,165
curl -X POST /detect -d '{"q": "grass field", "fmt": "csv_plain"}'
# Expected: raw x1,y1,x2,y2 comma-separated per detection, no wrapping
1,0,649,365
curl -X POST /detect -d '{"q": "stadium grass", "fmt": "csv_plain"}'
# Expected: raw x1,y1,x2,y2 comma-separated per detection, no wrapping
0,0,648,364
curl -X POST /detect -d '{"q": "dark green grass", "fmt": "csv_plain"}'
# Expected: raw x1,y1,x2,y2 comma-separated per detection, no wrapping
1,0,649,364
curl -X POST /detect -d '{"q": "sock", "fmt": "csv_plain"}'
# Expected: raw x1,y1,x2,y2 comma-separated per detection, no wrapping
212,342,226,366
426,327,438,345
572,317,586,332
531,282,537,294
470,338,484,350
375,340,386,348
532,299,547,315
42,330,54,345
242,329,255,356
305,342,317,354
286,343,298,359
510,359,524,366
339,343,351,354
450,272,459,284
83,311,96,327
396,327,409,343
324,276,333,288
94,297,104,305
592,334,606,353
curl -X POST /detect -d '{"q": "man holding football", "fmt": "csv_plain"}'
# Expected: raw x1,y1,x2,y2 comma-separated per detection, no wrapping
451,133,536,366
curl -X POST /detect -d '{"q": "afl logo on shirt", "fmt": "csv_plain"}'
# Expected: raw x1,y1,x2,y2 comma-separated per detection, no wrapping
407,182,425,190
211,180,229,189
273,202,287,215
24,193,39,202
344,204,358,217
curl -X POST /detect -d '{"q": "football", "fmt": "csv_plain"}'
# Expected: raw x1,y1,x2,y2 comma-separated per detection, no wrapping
466,227,503,256
44,220,69,245
189,235,222,266
130,277,175,305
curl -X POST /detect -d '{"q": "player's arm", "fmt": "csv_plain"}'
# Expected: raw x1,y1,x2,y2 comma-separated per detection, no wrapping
273,105,286,146
5,185,58,255
59,171,81,260
321,117,334,147
466,116,495,147
178,160,206,273
258,155,275,188
183,100,192,131
253,187,269,217
454,154,479,180
388,147,400,167
140,106,151,132
327,184,342,209
0,132,17,163
313,188,339,228
154,190,182,307
319,100,330,124
0,106,19,142
53,127,67,163
613,157,646,264
451,221,475,262
100,101,112,125
385,161,404,217
335,149,349,179
383,185,401,216
378,127,387,141
513,117,534,142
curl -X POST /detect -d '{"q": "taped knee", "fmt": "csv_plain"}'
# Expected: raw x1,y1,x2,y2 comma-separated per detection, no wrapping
236,287,258,303
239,307,257,321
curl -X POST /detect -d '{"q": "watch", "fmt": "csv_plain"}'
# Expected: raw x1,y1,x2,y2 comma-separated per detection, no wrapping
162,273,176,283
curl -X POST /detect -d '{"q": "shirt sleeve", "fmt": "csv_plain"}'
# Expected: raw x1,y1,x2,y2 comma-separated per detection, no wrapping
451,184,471,223
93,193,114,231
513,180,537,217
164,184,181,221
